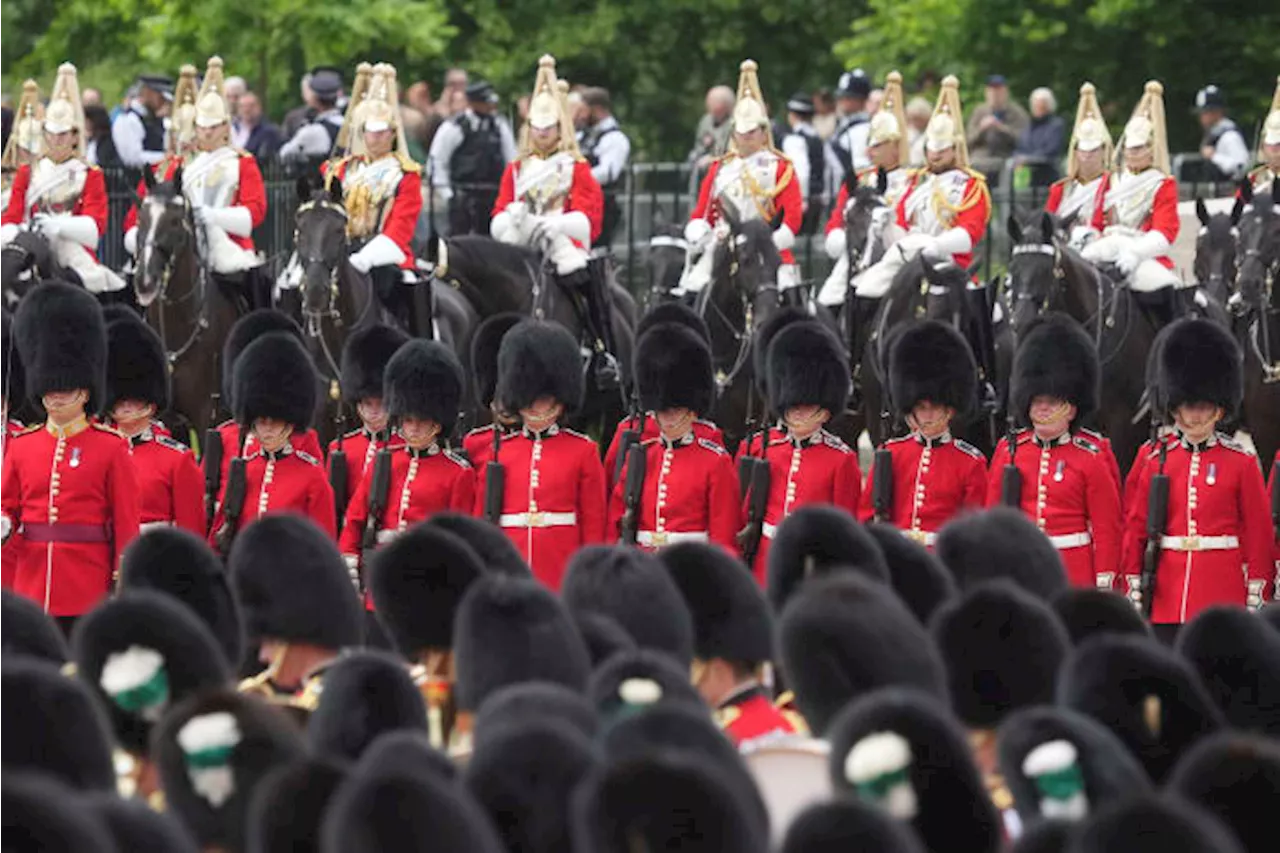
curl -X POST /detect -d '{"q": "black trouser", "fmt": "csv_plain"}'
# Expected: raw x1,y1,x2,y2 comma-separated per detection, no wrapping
593,193,623,249
448,190,499,237
371,266,434,339
1152,623,1181,646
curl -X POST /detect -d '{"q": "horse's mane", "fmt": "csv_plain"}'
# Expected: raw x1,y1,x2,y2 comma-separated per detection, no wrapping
711,218,781,280
447,234,539,273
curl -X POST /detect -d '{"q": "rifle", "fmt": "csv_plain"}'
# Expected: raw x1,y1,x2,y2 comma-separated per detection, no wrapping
613,394,643,487
738,428,772,567
483,421,505,525
214,428,248,559
203,424,224,534
999,417,1023,508
1141,434,1170,621
618,414,647,546
329,408,349,531
871,445,894,523
358,448,394,589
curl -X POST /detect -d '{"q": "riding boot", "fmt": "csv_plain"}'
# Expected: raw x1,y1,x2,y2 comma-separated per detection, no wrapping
583,258,621,391
847,295,881,408
248,266,274,310
963,284,999,412
408,277,435,340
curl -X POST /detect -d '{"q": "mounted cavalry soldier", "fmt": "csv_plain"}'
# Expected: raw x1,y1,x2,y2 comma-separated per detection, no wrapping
1044,82,1112,247
1247,76,1280,195
490,56,618,385
678,59,804,299
818,70,912,309
1080,81,1184,325
2,80,43,214
1,64,125,297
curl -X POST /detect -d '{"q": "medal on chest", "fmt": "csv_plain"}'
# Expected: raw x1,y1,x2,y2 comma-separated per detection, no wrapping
69,447,82,469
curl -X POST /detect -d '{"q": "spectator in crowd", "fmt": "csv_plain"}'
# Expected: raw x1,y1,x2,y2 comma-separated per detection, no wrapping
1195,85,1250,182
81,87,103,108
405,80,443,148
867,87,884,116
281,73,315,140
812,88,837,140
515,94,531,124
233,91,283,161
83,105,121,169
435,68,468,120
688,85,734,168
966,74,1030,184
400,104,430,164
278,67,344,168
581,86,631,248
568,90,589,138
429,80,516,237
223,75,247,118
906,96,932,166
1015,87,1065,186
112,74,173,168
831,68,872,177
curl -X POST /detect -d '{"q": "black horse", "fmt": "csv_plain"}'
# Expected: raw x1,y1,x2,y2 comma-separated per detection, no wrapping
1233,183,1280,469
134,167,241,444
644,210,688,305
1193,195,1246,307
2,228,65,308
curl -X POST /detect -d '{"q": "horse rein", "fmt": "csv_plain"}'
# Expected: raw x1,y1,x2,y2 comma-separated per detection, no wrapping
1008,239,1125,360
144,194,210,367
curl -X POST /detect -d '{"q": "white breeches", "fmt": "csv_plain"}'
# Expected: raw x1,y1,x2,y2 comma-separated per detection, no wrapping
203,226,263,276
1083,233,1182,292
0,225,125,294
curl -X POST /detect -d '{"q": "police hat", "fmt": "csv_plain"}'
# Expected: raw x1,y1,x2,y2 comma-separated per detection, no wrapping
660,541,772,666
228,515,363,650
887,320,978,419
308,68,343,100
231,332,318,430
573,610,638,667
787,93,816,115
307,650,428,761
767,320,851,417
1051,588,1152,646
470,312,524,410
752,306,810,399
781,799,927,853
383,338,465,433
562,545,695,667
778,574,948,736
14,281,106,412
495,320,584,413
588,647,705,723
137,74,175,94
1193,85,1227,112
865,523,958,625
634,322,714,416
1158,318,1243,417
220,309,303,407
245,757,346,853
1069,793,1244,853
89,793,199,853
1168,732,1280,853
827,687,1001,853
339,323,409,405
1010,314,1099,425
2,773,118,853
836,69,872,99
453,575,592,713
423,512,530,577
935,507,1068,601
636,300,711,345
465,81,498,104
104,307,169,412
473,681,600,747
1176,605,1280,734
2,588,69,664
767,504,890,614
72,590,232,756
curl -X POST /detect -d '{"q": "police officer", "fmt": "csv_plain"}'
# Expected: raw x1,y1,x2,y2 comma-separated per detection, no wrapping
781,93,836,236
579,86,631,249
428,80,516,237
111,73,172,168
1194,85,1250,183
278,66,344,170
831,68,873,178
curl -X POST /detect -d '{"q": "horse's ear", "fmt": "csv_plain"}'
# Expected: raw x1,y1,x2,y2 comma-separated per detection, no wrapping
1272,176,1280,207
1195,197,1210,226
876,167,888,196
1240,178,1253,204
328,176,344,204
1006,214,1023,244
296,174,312,203
1231,195,1245,226
172,166,183,196
1039,211,1055,240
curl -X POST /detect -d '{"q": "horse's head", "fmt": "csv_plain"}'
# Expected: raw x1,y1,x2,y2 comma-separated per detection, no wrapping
294,174,348,315
916,254,970,324
135,166,193,308
647,207,687,296
843,171,892,269
1194,196,1244,307
715,204,782,315
1235,184,1280,317
1,228,53,305
1005,209,1069,331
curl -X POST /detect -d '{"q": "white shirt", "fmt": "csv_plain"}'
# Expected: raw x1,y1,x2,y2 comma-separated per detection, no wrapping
427,110,517,191
839,121,872,174
1207,119,1250,180
781,129,811,203
583,116,631,187
111,103,166,168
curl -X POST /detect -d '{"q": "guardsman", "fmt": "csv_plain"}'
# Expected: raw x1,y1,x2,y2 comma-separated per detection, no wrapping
1247,76,1280,196
750,319,860,585
462,312,522,468
988,315,1123,590
603,302,725,489
678,60,803,298
0,64,125,296
340,340,475,590
2,310,27,589
859,321,986,541
478,320,606,591
1124,319,1273,641
818,70,912,309
1,283,140,628
1081,81,1185,324
102,307,205,536
661,542,801,746
2,80,43,213
607,322,739,553
1045,83,1113,248
327,323,410,523
734,307,809,464
208,332,336,554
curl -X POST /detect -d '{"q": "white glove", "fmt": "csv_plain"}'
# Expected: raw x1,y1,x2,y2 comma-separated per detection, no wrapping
1247,579,1266,611
349,234,405,274
1115,248,1140,278
824,227,847,260
772,224,795,252
931,227,973,258
1079,240,1107,262
348,252,373,274
1132,230,1170,262
896,232,935,257
1124,575,1143,612
0,223,18,247
684,218,712,245
32,213,62,240
124,226,139,256
491,202,529,245
195,206,253,237
542,211,592,246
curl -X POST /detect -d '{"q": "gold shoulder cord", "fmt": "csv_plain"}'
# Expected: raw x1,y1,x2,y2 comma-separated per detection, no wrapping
931,170,990,227
739,157,794,222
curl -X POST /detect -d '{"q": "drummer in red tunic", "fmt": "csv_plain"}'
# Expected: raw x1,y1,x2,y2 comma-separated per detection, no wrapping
477,321,606,591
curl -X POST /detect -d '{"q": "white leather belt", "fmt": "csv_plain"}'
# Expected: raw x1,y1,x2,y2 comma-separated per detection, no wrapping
902,528,937,546
1048,532,1091,549
499,511,577,529
138,521,173,533
636,530,709,547
1160,535,1239,552
761,522,778,540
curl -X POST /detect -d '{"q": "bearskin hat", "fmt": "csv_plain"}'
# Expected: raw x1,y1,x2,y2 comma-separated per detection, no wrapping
368,524,485,657
228,515,362,650
231,332,318,430
782,799,927,853
865,523,958,625
1069,793,1244,853
153,690,306,852
827,687,1001,853
660,542,772,666
1168,732,1280,853
2,588,69,664
587,648,705,722
71,590,232,756
1058,634,1224,783
119,527,244,668
778,574,948,736
1159,318,1243,416
997,706,1151,831
1051,588,1152,646
767,320,851,416
931,581,1071,729
572,610,638,667
935,507,1068,601
307,650,428,761
220,309,303,406
636,300,711,344
104,307,169,411
357,729,458,785
90,792,199,853
562,545,695,667
383,338,464,433
464,717,600,853
635,322,713,415
1011,819,1071,853
767,505,890,614
453,575,592,712
752,306,810,399
2,308,27,411
423,513,530,578
887,320,978,418
1010,313,1099,425
339,323,409,404
470,312,524,409
473,682,600,747
571,753,767,853
245,757,346,853
1176,605,1280,735
13,281,106,412
495,320,584,413
2,773,118,853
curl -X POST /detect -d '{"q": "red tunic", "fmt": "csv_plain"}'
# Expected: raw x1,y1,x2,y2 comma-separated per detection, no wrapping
208,444,336,545
1,422,140,615
215,420,324,486
2,162,108,261
690,154,803,265
122,154,265,254
463,424,507,470
1075,427,1122,509
325,155,423,269
327,428,394,522
1044,174,1110,232
128,426,206,536
2,419,26,589
751,431,863,585
894,168,990,271
1123,435,1273,623
1104,174,1179,270
715,683,799,748
603,415,725,489
857,433,987,543
987,431,1123,590
492,157,603,247
607,434,741,554
475,425,606,591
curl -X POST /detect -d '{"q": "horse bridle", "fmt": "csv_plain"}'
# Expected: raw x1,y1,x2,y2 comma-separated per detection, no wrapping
143,193,209,367
1238,224,1280,382
699,229,775,400
1008,239,1123,357
295,198,350,384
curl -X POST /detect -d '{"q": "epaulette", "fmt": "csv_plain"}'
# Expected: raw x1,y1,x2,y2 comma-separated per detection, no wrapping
339,427,365,442
465,424,496,438
713,704,742,729
11,423,42,438
819,431,853,453
91,422,128,440
153,433,191,453
1076,426,1106,444
561,427,594,443
963,167,989,183
1216,434,1253,455
1050,176,1070,190
885,434,914,446
1011,428,1034,445
443,448,471,468
952,437,985,459
1072,435,1100,454
694,417,719,430
396,153,423,174
697,438,728,456
293,449,321,466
